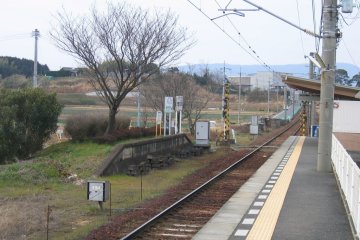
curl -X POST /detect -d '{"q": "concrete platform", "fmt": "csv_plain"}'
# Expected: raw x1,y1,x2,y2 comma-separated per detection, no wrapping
193,136,353,240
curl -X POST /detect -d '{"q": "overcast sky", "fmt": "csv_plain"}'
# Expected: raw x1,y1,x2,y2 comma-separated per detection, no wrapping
0,0,359,71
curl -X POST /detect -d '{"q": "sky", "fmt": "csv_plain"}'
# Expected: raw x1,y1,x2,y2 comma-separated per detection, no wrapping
0,0,359,72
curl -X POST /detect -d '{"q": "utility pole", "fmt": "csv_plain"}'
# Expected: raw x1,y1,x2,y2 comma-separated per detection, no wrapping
137,65,142,127
309,52,316,134
317,0,338,172
276,87,279,113
284,86,287,121
267,80,270,115
238,67,241,125
32,29,40,88
292,89,295,118
222,62,226,123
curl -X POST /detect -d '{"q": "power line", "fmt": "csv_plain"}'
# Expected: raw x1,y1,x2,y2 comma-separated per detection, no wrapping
317,0,324,55
213,0,273,70
295,0,306,58
0,33,31,42
340,38,360,73
312,0,320,52
186,0,273,72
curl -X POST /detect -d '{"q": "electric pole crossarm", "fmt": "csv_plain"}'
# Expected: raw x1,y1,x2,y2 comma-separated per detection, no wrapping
211,12,245,21
222,0,321,38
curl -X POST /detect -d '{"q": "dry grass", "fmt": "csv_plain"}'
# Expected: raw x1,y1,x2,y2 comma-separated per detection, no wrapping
0,196,48,240
0,148,227,240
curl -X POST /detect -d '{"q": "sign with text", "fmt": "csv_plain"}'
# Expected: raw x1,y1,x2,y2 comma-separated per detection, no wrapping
164,97,173,113
175,96,183,111
156,111,162,124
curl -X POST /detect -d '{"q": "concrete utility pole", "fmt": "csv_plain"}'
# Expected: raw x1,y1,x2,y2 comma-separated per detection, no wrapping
284,86,287,121
238,67,241,125
309,52,316,134
292,89,295,118
137,89,141,127
137,65,142,127
267,80,270,115
32,29,40,88
317,0,338,172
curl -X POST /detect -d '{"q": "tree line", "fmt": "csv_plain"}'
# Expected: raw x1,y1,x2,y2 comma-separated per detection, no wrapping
0,56,49,78
335,69,360,87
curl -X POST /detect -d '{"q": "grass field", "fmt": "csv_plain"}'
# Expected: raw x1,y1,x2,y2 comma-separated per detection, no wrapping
0,137,231,240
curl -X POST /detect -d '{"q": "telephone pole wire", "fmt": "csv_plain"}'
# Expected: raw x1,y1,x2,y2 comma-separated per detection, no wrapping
32,29,40,88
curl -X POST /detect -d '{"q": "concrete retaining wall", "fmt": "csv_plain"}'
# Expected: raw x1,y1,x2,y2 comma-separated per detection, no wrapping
96,134,192,176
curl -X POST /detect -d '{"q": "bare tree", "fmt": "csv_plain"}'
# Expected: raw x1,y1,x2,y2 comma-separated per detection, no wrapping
51,2,193,134
141,72,213,134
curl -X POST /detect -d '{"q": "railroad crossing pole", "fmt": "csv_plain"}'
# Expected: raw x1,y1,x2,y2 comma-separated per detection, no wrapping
32,29,40,88
317,0,338,172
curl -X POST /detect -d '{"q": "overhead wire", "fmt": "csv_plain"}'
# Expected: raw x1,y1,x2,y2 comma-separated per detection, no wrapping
340,38,360,73
186,0,273,72
312,0,320,52
337,2,360,74
317,0,324,55
295,0,306,59
213,0,271,69
0,33,31,42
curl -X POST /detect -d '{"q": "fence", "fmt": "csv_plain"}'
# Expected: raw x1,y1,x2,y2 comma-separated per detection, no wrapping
332,134,360,238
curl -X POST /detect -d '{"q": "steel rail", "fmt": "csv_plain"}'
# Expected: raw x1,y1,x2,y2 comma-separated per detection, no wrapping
120,119,299,240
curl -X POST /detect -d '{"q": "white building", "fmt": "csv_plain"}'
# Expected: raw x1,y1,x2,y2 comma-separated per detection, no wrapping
229,71,284,91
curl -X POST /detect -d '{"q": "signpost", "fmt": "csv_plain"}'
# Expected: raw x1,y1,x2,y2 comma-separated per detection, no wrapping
87,180,110,211
164,97,173,136
156,111,162,136
175,96,183,134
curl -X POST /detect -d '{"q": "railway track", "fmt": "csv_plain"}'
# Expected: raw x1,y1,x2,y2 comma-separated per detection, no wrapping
118,118,301,240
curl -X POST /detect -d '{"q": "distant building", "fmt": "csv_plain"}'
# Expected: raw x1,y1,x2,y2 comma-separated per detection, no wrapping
229,71,284,91
60,67,79,77
227,76,252,92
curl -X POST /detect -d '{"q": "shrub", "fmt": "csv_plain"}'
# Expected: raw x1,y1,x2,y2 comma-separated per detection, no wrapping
65,113,131,141
0,88,63,163
92,127,156,144
0,74,30,89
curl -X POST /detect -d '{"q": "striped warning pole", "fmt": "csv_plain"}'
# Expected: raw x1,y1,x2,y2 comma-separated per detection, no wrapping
300,101,307,136
223,81,231,141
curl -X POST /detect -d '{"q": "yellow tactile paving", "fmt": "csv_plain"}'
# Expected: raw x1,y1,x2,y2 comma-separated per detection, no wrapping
246,136,305,240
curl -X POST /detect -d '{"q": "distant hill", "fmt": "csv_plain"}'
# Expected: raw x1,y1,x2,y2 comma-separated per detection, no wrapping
0,56,49,78
179,63,360,78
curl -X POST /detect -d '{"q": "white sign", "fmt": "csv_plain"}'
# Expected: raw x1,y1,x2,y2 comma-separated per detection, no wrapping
176,96,183,111
87,181,110,202
250,125,259,135
165,97,173,113
251,116,258,126
156,111,162,124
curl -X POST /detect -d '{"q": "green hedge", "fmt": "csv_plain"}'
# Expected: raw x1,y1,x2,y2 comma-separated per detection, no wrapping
0,88,63,163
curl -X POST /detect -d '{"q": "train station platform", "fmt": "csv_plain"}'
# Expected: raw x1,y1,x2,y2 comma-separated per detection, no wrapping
193,136,353,240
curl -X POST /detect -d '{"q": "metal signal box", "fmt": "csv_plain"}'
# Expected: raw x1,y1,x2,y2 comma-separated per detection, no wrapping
195,121,210,146
87,181,110,202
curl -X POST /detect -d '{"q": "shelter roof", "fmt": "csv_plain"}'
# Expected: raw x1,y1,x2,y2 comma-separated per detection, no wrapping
282,75,360,100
